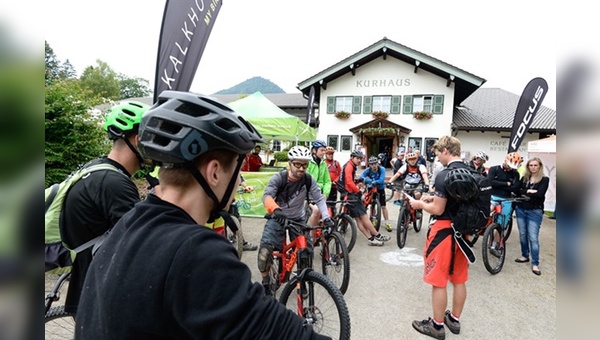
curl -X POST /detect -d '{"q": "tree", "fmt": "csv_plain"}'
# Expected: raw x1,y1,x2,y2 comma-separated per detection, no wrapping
118,74,152,99
45,79,110,186
45,41,60,86
58,59,77,80
79,59,120,100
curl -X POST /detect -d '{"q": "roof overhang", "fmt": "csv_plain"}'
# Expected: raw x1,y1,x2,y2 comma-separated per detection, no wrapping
349,118,412,135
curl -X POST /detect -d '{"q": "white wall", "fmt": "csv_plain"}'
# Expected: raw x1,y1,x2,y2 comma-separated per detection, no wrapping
456,131,537,166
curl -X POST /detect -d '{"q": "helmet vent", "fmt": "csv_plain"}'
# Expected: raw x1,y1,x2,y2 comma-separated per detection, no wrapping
201,97,234,112
215,118,238,131
175,102,210,117
159,120,182,135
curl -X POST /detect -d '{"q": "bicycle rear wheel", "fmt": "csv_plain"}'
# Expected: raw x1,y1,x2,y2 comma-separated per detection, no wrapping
396,206,410,249
369,199,382,232
279,271,351,340
482,223,506,274
321,232,350,294
336,214,357,253
226,216,244,260
45,306,75,340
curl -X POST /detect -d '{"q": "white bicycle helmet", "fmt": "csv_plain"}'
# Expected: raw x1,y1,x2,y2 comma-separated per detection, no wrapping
288,145,311,161
474,150,489,162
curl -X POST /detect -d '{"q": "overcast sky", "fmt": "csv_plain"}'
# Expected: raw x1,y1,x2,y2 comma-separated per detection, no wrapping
35,1,562,110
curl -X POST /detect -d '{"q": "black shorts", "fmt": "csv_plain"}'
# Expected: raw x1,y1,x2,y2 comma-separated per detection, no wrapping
345,193,366,218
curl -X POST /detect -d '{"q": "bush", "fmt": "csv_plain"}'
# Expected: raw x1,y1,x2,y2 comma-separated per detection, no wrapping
274,151,289,162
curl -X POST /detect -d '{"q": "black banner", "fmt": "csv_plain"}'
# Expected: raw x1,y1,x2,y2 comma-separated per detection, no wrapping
508,77,548,153
153,0,223,102
306,86,315,125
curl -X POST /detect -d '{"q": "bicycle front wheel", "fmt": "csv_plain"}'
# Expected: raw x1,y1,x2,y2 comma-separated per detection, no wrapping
482,223,506,274
385,186,395,202
396,206,410,249
226,216,244,260
321,231,350,294
504,217,513,242
45,306,75,340
279,270,351,340
413,209,423,232
336,214,357,253
369,198,382,232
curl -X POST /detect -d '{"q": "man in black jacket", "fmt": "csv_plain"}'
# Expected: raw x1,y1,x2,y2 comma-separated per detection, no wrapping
76,91,330,339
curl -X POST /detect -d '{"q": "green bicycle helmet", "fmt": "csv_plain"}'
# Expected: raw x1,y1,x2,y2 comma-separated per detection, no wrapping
104,101,150,140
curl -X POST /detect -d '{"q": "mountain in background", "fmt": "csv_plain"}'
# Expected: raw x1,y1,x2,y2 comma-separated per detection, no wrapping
214,76,286,94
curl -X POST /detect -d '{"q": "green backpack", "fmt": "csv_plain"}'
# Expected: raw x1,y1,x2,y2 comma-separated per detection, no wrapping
45,163,120,274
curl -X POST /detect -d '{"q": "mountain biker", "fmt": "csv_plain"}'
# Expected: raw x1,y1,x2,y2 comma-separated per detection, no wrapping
387,152,430,210
359,156,393,232
324,146,342,208
467,150,489,176
60,101,151,314
338,150,390,246
390,150,405,205
76,91,330,339
306,140,332,227
258,145,335,296
488,152,522,229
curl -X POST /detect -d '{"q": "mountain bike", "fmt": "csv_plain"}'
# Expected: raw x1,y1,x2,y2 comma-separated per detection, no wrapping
327,199,358,253
387,183,424,249
312,219,351,294
481,196,530,274
45,271,75,339
264,215,351,339
362,185,382,231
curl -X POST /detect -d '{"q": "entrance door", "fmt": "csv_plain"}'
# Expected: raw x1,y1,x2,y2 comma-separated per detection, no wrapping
377,138,393,168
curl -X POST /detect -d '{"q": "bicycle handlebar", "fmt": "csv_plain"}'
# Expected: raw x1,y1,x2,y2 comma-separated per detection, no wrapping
264,214,322,234
491,196,530,204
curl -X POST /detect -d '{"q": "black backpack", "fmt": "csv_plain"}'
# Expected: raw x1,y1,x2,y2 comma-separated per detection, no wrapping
444,164,492,236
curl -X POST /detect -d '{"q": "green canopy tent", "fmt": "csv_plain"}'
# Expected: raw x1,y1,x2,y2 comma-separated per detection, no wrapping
227,92,316,142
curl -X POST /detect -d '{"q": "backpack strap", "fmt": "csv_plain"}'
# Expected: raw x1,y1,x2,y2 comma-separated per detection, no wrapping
45,184,60,213
276,169,312,203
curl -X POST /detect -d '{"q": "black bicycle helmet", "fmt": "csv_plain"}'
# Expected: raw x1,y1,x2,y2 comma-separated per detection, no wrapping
444,168,479,201
350,150,364,158
139,91,264,165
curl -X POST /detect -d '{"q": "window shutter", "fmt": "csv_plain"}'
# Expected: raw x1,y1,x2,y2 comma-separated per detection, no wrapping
352,96,362,114
391,96,402,114
327,96,335,114
433,95,444,114
403,95,413,114
363,96,372,114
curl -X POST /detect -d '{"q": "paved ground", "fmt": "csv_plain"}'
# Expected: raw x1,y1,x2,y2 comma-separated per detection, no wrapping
238,206,556,339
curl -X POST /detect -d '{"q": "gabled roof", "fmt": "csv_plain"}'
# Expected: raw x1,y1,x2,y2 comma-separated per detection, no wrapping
453,88,556,132
297,37,486,105
349,118,412,135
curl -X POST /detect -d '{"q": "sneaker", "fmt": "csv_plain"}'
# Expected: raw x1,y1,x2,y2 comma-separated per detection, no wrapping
368,238,384,246
385,223,393,232
412,318,445,340
262,282,273,297
444,310,460,334
242,242,258,251
375,234,391,242
489,244,502,258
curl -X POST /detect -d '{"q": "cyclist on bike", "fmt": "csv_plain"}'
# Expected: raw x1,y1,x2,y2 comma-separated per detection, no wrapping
360,156,393,232
60,101,151,315
488,152,522,229
76,91,330,339
467,150,489,176
337,150,390,246
387,152,430,212
390,150,405,205
324,146,342,208
306,140,332,227
258,145,335,296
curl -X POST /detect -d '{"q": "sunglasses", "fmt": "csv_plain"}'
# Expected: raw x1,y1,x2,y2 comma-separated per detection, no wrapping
291,162,309,169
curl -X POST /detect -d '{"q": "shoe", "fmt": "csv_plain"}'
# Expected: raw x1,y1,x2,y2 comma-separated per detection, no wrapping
444,310,460,335
394,200,402,206
375,234,391,242
515,257,529,263
242,242,258,251
385,223,393,232
489,244,502,258
412,318,445,340
532,266,542,276
368,238,384,246
262,282,273,297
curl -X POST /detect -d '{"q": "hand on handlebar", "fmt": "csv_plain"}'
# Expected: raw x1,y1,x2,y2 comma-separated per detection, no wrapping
272,208,287,225
323,218,336,233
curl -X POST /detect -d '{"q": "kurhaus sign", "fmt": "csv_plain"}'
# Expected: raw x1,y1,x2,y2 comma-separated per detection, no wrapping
356,79,411,88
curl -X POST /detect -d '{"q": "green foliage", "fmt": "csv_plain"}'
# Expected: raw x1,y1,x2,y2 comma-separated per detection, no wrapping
45,79,111,186
214,76,285,95
273,144,293,162
118,74,152,99
79,59,120,100
45,41,78,86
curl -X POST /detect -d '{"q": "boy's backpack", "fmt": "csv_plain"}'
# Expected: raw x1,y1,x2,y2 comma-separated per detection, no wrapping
336,163,350,197
444,164,492,236
45,163,120,274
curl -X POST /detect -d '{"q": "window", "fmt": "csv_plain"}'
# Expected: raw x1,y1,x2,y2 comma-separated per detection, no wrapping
372,96,392,112
413,95,433,113
341,135,353,151
271,140,281,152
327,135,339,150
408,137,422,154
335,97,353,113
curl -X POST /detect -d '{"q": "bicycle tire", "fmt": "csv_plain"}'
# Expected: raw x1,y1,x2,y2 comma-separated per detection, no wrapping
504,217,513,242
482,223,505,274
369,198,382,232
396,206,410,249
336,214,357,253
413,209,423,232
279,270,351,340
45,306,75,340
385,186,395,202
268,256,282,297
321,231,350,294
226,216,244,260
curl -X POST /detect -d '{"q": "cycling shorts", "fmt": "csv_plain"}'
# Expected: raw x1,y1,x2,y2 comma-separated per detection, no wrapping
423,219,468,288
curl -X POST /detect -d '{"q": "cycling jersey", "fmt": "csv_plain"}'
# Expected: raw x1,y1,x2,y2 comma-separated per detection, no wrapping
359,165,386,190
396,163,428,185
325,158,341,187
306,156,332,196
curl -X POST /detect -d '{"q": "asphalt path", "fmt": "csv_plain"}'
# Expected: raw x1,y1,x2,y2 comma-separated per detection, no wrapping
238,207,556,339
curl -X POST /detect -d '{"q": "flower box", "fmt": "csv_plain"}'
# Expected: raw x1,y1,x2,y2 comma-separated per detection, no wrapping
371,111,389,119
413,111,433,120
334,111,351,119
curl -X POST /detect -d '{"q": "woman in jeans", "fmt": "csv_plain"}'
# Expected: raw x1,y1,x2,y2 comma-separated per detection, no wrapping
514,157,549,276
